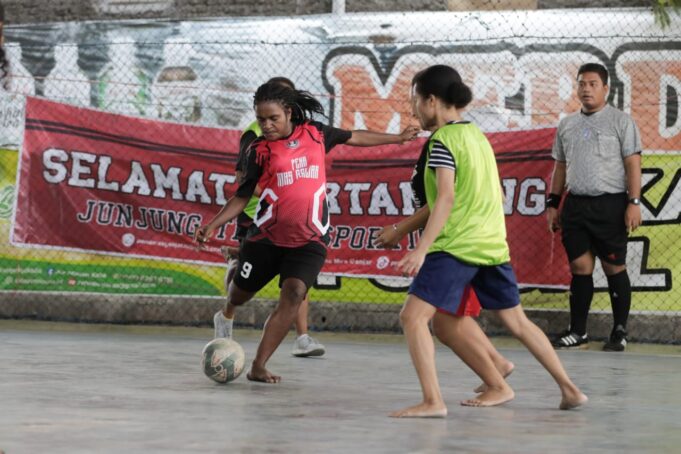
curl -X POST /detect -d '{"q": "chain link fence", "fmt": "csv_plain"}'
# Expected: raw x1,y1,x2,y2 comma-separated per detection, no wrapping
0,3,679,342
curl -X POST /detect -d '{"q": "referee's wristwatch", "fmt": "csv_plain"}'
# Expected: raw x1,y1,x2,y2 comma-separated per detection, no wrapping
628,197,641,206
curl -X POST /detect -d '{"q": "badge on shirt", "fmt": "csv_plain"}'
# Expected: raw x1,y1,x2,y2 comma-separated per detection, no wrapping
286,140,300,149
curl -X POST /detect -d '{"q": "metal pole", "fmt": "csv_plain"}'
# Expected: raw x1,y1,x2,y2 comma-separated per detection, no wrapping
332,0,346,15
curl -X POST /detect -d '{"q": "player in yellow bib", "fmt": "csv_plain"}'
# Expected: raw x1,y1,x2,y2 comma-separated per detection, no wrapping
390,65,587,418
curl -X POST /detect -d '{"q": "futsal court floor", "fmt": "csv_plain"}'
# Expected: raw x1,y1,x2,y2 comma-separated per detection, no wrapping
1,320,680,454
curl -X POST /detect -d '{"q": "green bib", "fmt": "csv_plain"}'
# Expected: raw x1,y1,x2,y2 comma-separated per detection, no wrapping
241,121,262,219
424,123,510,265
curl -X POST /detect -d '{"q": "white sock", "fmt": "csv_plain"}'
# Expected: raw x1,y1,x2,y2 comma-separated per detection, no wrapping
224,316,234,338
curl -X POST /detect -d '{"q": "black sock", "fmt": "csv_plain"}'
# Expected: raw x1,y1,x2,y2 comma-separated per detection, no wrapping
606,270,631,331
569,274,593,336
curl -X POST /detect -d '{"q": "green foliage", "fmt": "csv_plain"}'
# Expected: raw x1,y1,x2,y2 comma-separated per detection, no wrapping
653,0,681,28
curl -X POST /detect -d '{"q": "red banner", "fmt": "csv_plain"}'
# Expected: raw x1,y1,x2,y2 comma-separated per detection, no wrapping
13,97,570,285
13,97,242,262
326,127,570,285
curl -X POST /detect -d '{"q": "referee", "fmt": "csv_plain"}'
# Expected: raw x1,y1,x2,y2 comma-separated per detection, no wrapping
547,63,642,352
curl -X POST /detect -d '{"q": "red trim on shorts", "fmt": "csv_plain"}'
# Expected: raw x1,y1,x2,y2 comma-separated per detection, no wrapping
436,286,482,318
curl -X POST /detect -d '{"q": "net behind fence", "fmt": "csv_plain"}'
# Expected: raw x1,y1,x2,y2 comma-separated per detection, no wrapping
0,5,679,341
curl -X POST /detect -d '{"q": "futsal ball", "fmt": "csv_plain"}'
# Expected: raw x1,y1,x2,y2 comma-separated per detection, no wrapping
202,338,245,384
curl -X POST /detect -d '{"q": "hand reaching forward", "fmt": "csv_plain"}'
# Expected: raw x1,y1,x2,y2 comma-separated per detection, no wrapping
375,224,403,249
193,225,214,250
396,249,426,277
399,125,421,144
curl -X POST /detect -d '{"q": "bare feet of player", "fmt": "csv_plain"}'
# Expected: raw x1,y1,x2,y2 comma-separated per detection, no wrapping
389,401,448,418
559,387,588,410
474,360,515,393
461,385,515,407
246,363,281,384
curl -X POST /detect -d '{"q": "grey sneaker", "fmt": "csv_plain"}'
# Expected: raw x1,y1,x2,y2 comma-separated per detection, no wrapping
292,334,325,357
213,311,233,339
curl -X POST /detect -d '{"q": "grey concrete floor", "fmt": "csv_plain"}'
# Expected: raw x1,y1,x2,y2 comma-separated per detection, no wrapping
1,321,681,454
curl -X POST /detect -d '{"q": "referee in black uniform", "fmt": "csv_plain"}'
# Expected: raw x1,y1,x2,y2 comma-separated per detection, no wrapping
547,63,642,352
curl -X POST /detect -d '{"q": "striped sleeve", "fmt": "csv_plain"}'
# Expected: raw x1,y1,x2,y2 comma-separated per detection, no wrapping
427,139,456,170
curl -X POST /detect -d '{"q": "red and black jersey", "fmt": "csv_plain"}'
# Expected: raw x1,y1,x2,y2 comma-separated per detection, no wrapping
236,121,352,248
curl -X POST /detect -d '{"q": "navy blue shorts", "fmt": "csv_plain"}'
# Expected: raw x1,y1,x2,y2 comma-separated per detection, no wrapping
408,252,520,313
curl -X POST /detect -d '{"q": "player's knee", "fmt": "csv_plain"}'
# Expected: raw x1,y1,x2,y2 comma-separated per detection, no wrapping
280,281,307,305
602,262,626,276
228,285,254,307
498,310,526,337
399,306,426,329
569,257,594,275
398,306,412,327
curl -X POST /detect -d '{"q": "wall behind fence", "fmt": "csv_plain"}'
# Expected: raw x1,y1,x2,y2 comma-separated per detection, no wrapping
1,0,651,24
0,6,679,340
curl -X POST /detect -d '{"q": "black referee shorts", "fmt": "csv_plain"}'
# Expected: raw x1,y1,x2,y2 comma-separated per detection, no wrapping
232,240,327,293
560,192,628,266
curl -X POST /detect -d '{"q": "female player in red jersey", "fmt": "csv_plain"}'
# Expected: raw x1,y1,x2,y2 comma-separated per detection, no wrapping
221,77,327,358
195,81,418,383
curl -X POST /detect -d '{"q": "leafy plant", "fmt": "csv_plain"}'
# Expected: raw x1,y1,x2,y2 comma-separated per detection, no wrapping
653,0,681,28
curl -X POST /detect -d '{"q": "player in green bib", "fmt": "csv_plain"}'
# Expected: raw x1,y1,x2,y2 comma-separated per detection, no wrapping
238,122,261,220
390,65,587,418
217,77,326,358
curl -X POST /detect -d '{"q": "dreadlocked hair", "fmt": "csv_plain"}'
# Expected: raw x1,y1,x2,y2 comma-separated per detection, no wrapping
253,81,325,124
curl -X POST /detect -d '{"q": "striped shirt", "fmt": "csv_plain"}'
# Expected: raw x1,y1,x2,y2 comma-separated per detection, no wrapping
428,139,456,171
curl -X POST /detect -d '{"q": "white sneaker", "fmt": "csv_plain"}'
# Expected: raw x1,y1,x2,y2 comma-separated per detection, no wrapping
292,334,325,357
213,311,233,339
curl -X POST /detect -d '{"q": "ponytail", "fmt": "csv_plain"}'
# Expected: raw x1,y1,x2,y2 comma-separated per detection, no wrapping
445,80,472,109
412,65,473,109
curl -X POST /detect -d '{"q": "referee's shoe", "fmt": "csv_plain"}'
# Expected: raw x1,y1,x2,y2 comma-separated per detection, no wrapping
602,325,627,352
552,330,589,349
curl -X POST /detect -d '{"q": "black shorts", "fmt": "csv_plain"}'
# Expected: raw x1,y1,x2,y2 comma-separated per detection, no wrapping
232,240,327,293
560,192,628,265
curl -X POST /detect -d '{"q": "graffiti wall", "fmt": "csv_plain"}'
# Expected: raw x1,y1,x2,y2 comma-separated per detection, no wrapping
0,9,678,310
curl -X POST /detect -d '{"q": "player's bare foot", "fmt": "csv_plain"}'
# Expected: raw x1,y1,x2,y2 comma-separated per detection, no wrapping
461,386,515,407
389,402,447,418
246,364,281,383
559,389,588,410
474,361,515,393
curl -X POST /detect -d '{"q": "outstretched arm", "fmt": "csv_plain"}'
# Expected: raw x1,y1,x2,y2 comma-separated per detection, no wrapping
346,125,420,147
194,196,249,248
375,205,430,249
